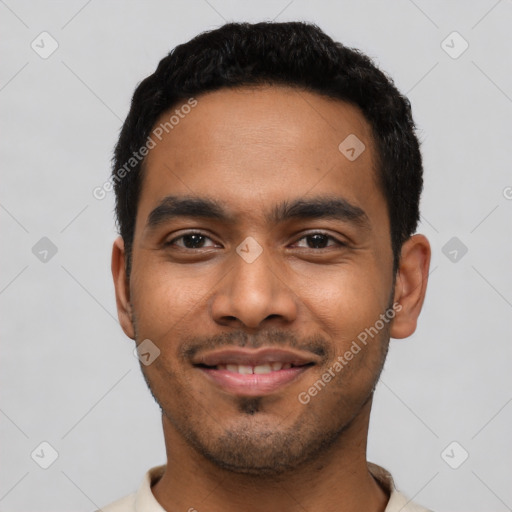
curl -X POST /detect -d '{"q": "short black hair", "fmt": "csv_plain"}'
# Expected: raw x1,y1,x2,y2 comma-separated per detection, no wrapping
112,21,423,277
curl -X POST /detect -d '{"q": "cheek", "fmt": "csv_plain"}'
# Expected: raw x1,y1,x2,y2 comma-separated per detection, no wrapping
295,262,390,340
130,261,211,339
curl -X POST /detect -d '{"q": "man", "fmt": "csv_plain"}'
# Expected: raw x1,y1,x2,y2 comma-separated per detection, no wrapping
104,21,432,512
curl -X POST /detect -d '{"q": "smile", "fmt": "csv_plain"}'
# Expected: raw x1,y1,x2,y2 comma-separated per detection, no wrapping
193,347,318,396
216,362,295,374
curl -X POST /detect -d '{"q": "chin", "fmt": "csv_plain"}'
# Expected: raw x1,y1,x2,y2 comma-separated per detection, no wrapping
180,413,345,478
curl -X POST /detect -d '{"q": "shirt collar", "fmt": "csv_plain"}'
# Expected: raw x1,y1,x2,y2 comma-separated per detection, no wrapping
133,463,430,512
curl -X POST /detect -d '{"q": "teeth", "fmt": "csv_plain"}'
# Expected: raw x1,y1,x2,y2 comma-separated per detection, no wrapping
216,362,293,374
253,364,272,374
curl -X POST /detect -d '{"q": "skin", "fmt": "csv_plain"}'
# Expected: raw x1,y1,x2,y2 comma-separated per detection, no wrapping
112,85,431,512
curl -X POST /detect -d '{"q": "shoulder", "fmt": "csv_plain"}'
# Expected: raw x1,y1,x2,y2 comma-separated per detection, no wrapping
96,492,136,512
368,462,434,512
97,465,166,512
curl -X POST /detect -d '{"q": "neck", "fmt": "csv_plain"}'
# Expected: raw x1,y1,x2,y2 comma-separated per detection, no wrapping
152,399,389,512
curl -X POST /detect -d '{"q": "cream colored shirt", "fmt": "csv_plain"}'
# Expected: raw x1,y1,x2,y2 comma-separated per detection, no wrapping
99,462,432,512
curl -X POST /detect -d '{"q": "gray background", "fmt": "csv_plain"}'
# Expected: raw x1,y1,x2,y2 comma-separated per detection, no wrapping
1,0,511,510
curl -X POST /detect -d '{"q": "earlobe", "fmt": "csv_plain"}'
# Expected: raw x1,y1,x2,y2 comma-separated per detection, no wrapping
111,236,136,340
390,234,431,339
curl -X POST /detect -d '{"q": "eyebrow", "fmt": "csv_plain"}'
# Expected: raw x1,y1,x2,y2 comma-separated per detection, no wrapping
269,197,369,228
145,195,370,231
146,197,229,229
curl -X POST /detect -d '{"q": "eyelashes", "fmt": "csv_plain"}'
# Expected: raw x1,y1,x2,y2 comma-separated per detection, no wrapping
165,231,347,250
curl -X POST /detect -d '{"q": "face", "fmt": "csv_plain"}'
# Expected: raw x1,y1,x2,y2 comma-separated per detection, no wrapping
113,85,428,476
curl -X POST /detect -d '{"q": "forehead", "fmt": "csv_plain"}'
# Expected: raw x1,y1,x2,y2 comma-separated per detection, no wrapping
136,85,384,231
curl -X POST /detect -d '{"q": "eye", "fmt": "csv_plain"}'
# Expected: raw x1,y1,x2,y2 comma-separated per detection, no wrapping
165,232,218,249
293,232,345,249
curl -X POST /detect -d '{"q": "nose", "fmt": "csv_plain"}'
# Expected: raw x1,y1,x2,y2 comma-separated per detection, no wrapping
210,242,298,330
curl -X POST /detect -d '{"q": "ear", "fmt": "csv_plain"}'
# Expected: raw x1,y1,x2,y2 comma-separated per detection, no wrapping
111,236,135,340
390,234,431,339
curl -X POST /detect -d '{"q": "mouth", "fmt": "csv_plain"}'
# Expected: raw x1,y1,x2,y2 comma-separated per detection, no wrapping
205,361,305,373
192,348,318,397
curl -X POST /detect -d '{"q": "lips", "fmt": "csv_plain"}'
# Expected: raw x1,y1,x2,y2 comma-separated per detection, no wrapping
193,347,318,367
192,347,318,396
217,362,293,374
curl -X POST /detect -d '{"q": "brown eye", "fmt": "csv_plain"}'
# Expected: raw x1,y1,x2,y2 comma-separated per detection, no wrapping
306,234,329,248
294,233,345,249
166,232,217,249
